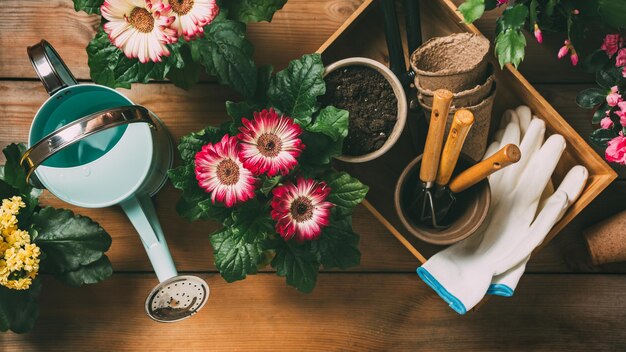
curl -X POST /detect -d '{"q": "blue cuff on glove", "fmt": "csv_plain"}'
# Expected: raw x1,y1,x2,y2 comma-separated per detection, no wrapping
487,284,514,297
416,267,467,315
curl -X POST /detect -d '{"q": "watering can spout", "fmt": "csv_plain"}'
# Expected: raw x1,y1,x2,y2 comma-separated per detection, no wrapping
121,195,178,282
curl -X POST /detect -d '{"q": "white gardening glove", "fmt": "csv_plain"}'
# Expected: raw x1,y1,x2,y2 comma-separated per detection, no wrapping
487,108,587,296
416,106,589,314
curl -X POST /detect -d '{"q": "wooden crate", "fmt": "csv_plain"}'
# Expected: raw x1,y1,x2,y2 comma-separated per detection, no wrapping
317,0,617,263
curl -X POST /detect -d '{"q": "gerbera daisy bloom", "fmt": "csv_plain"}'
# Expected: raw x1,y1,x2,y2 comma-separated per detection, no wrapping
270,178,334,242
101,0,178,63
237,109,305,177
195,135,256,207
168,0,219,41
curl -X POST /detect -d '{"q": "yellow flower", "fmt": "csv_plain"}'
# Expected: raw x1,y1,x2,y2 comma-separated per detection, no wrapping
0,196,40,290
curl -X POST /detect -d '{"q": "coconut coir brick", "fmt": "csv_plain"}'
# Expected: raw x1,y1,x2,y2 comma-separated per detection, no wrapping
322,66,397,156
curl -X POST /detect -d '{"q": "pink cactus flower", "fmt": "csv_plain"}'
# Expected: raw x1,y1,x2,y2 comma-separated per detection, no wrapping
534,24,543,44
570,50,579,66
605,133,626,165
601,34,624,57
616,101,626,127
496,0,509,6
572,9,580,15
607,86,622,107
600,117,614,129
617,48,626,67
558,40,570,59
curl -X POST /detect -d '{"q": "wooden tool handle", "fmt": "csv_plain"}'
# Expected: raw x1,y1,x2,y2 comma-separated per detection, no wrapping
448,144,521,193
436,109,475,186
419,89,453,183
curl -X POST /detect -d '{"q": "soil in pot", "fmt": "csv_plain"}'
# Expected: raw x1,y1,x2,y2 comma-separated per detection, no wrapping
322,66,398,156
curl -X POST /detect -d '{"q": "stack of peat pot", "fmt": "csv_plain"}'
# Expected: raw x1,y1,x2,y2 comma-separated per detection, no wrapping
411,33,495,161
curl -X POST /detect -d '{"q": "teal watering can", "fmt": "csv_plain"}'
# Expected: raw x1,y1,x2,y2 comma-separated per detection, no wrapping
21,41,208,323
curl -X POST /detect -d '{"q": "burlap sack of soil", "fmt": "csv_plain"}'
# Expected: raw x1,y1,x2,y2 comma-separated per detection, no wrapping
419,85,496,161
410,33,490,93
584,209,626,265
417,64,495,108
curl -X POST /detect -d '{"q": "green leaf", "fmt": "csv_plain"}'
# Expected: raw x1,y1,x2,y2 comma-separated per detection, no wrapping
582,49,612,73
592,104,609,124
324,172,369,212
529,0,538,30
260,175,282,196
57,255,113,287
226,101,259,121
576,88,607,109
210,201,272,283
307,106,349,142
73,0,103,15
270,240,319,293
31,207,112,283
598,0,626,29
300,131,343,166
498,4,529,31
0,278,42,333
191,19,257,98
458,0,485,24
87,28,171,89
590,128,618,148
166,44,202,90
254,64,274,104
177,126,224,163
310,220,360,270
2,143,30,195
484,0,498,10
545,0,558,16
267,53,326,125
596,68,621,89
224,0,287,23
495,29,527,68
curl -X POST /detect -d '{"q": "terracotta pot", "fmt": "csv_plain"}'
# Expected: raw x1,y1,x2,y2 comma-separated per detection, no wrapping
419,85,497,161
410,33,490,93
584,209,626,265
394,154,490,245
416,64,495,108
324,57,407,163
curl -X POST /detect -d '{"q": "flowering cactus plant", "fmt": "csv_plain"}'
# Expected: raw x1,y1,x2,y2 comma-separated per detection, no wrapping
168,54,368,292
577,33,626,164
0,144,112,333
457,0,626,68
73,0,287,93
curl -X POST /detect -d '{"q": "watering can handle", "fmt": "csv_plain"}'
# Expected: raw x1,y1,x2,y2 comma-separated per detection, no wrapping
121,195,178,282
27,40,78,96
20,105,158,185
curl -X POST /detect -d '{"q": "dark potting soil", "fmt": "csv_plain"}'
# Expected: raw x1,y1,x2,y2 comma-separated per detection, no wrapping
322,66,398,156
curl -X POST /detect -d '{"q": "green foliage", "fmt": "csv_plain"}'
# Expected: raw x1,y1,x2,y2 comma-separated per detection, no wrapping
224,0,288,23
458,0,486,24
73,0,103,15
494,4,528,68
576,88,607,109
270,240,319,293
598,0,626,29
590,128,619,148
30,207,113,285
267,54,326,125
0,279,41,333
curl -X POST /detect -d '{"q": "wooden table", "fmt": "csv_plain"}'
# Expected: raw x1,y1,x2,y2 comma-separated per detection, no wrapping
1,1,625,350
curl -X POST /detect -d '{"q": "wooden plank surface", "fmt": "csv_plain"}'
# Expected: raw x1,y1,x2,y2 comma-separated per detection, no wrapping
1,0,626,350
1,274,626,351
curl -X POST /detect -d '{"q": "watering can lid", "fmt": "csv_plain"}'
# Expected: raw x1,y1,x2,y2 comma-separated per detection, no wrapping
27,40,78,95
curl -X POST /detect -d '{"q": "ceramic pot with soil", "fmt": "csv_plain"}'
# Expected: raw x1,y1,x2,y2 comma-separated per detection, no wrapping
322,57,407,163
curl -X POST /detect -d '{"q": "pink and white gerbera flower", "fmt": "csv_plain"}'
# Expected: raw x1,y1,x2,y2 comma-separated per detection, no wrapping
167,0,219,41
101,0,177,63
270,178,334,242
237,109,305,177
195,135,256,207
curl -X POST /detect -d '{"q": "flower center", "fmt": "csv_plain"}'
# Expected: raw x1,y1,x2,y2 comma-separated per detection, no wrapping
290,197,313,222
129,7,154,33
216,159,240,185
170,0,195,15
257,133,283,157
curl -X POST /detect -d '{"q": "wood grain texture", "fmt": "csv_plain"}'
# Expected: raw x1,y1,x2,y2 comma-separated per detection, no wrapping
0,0,362,80
1,274,626,351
